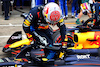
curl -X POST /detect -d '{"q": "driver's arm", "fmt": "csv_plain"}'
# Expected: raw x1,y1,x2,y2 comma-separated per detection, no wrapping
57,19,67,42
23,7,47,45
23,8,36,42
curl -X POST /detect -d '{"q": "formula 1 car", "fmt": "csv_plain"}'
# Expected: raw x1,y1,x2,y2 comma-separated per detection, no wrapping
2,18,100,56
1,43,100,67
2,3,100,56
1,18,100,67
2,31,31,55
2,26,54,56
53,18,100,49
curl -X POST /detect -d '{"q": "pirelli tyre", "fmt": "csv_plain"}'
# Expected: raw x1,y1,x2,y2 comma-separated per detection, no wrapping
52,30,74,47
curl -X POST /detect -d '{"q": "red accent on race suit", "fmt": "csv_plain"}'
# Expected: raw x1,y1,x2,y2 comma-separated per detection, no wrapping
37,12,40,18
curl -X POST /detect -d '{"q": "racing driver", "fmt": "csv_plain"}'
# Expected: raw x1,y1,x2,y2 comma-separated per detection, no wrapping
22,2,67,60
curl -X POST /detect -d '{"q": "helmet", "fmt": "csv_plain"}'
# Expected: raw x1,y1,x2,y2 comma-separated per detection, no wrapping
42,2,62,25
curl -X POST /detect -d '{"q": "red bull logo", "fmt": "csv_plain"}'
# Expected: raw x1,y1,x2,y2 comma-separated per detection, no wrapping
73,31,100,49
91,31,100,46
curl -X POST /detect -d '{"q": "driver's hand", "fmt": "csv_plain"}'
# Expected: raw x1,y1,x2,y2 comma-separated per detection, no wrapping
62,42,67,48
62,35,68,48
26,33,33,42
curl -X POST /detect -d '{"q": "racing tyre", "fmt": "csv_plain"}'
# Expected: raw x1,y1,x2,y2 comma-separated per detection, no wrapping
52,30,74,47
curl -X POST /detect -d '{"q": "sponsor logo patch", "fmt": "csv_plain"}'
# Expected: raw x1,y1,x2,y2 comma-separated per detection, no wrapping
11,34,21,39
77,54,90,59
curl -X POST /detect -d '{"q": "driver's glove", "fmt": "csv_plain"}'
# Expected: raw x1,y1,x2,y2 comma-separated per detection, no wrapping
26,33,33,42
32,31,48,47
62,42,67,48
62,35,68,48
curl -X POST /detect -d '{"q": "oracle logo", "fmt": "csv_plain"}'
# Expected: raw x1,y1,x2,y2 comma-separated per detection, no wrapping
77,54,90,59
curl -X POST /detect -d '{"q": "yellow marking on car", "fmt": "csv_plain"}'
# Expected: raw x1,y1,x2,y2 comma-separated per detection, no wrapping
9,39,30,48
59,52,64,58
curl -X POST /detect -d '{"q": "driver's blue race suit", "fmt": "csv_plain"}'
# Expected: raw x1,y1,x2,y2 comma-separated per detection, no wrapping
22,6,67,59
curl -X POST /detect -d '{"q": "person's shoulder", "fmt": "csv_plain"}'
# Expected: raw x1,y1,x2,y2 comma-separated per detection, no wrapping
31,5,44,13
30,6,39,13
31,6,38,11
32,5,44,9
